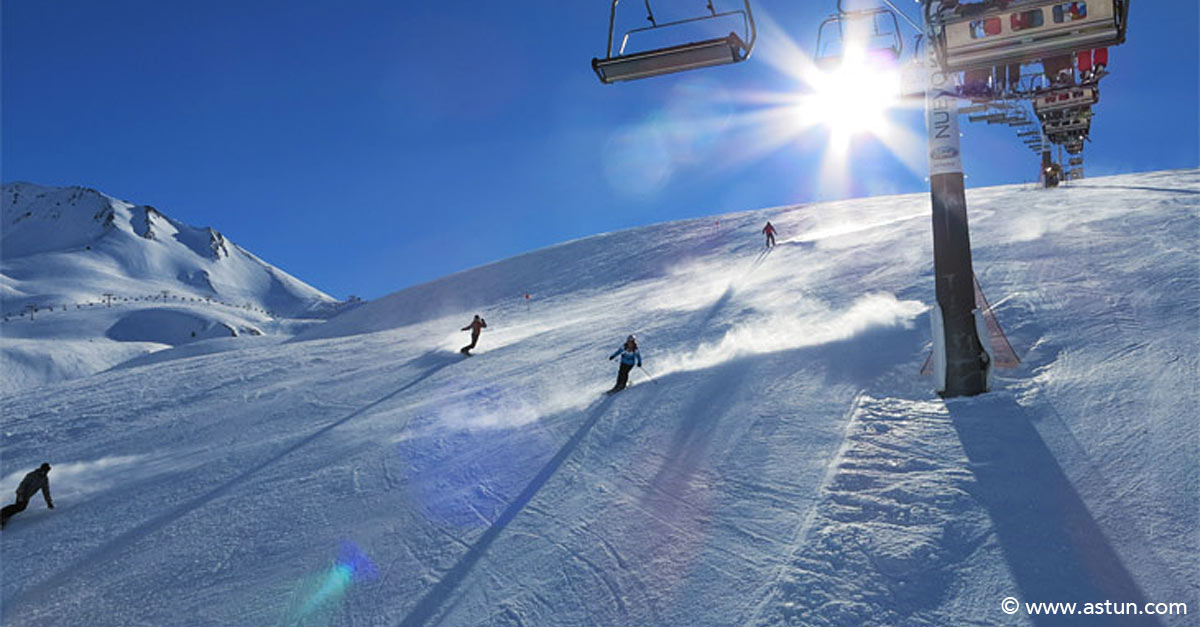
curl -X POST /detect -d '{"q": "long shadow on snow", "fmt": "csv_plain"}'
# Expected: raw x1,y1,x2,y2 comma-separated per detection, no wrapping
684,249,774,335
655,272,779,499
5,350,463,613
644,359,753,510
691,285,736,330
397,394,618,627
947,395,1160,626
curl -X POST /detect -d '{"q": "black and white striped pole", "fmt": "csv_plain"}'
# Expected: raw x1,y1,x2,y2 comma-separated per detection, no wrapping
926,69,989,397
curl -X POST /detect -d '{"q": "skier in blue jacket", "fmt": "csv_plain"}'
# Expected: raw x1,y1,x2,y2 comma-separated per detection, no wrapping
607,335,642,392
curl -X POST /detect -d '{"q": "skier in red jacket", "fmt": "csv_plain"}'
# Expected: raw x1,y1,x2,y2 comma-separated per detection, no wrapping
762,221,777,248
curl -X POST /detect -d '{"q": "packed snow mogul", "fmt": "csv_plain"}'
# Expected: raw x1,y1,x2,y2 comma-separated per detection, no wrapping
460,314,487,355
1,463,54,529
607,335,642,393
762,221,777,248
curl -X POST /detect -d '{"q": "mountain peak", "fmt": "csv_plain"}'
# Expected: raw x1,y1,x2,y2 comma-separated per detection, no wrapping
2,181,347,392
2,181,339,315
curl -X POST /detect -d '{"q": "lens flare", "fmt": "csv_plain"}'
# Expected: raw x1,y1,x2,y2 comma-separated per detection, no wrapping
283,541,377,626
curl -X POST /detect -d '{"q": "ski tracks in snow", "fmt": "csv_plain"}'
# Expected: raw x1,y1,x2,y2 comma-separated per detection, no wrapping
752,395,994,627
753,391,1171,626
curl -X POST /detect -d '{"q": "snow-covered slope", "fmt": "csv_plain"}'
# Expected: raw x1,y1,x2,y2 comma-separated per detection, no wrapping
1,183,341,393
1,170,1196,626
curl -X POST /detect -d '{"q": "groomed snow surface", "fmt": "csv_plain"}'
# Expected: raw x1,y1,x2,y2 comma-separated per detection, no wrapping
1,170,1196,626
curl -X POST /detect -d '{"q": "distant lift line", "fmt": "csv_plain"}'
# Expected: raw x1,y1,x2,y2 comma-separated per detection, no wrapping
592,0,757,83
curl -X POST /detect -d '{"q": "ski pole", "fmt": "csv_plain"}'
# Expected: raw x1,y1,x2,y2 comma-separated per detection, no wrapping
638,366,659,384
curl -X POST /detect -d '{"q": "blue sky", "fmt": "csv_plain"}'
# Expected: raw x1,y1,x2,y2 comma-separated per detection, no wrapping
3,1,1196,300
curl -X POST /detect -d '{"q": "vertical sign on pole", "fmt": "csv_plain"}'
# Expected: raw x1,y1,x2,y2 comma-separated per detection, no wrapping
926,71,989,397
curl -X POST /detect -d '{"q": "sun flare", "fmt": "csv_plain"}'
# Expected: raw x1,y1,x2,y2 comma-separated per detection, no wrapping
804,49,902,149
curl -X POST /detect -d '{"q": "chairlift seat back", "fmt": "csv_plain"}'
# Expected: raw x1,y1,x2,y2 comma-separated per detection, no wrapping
1044,117,1090,134
1033,84,1099,114
594,33,749,83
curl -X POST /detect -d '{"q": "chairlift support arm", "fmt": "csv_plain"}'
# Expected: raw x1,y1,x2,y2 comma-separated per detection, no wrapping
603,0,756,58
837,0,923,32
817,4,904,66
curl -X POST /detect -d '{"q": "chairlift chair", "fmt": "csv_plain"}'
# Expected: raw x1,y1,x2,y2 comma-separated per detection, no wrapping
985,113,1025,125
1043,116,1090,134
927,0,1129,73
1033,84,1099,115
1068,156,1084,166
593,0,756,83
815,5,904,70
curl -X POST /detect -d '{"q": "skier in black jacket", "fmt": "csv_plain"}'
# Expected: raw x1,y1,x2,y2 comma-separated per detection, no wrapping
460,315,487,355
1,463,54,529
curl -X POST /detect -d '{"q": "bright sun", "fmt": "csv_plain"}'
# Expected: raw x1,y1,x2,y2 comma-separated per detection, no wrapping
658,16,928,199
804,48,902,149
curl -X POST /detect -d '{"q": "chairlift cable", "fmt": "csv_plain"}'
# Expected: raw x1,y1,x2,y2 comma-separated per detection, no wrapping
878,0,924,33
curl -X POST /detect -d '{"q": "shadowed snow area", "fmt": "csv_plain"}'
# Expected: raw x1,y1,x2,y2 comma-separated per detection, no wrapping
105,308,237,345
1,170,1196,626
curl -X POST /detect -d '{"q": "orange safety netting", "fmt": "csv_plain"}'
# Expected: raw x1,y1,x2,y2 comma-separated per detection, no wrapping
921,274,1021,375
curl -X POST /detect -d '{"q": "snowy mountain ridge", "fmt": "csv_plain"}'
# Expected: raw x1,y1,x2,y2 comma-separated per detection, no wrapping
1,182,344,394
2,182,333,313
